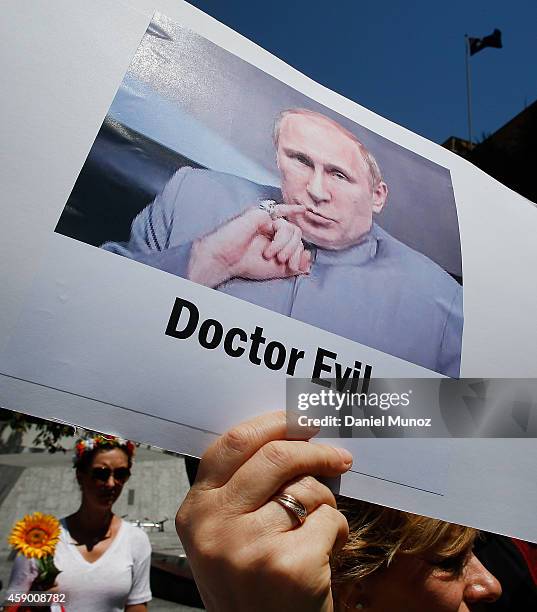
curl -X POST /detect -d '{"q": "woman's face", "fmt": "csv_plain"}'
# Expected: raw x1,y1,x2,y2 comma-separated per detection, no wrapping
342,549,501,611
78,448,130,510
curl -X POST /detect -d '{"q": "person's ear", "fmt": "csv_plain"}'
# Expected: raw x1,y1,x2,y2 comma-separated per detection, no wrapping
335,581,371,610
371,181,388,214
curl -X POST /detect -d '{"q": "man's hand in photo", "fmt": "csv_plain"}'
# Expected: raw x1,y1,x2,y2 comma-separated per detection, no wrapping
187,205,311,288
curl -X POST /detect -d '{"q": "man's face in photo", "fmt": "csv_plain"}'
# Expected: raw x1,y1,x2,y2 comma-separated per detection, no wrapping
276,112,387,250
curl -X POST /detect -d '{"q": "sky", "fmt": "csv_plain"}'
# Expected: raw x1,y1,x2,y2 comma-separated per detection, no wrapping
186,0,537,145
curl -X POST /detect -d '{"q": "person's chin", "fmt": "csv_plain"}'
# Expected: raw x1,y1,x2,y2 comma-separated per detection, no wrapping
97,492,119,507
301,225,340,250
299,217,335,245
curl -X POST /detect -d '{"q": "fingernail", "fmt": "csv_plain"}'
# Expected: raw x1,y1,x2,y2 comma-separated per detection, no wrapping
335,447,353,466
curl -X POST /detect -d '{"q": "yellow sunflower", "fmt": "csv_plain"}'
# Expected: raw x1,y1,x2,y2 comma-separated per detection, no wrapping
8,512,61,559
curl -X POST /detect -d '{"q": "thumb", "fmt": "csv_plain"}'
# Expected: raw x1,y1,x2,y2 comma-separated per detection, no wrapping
239,208,274,238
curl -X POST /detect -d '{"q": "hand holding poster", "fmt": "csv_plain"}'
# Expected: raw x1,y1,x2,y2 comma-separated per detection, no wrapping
1,0,537,547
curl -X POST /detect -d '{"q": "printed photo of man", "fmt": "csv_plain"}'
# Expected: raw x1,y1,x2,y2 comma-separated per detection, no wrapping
102,108,462,377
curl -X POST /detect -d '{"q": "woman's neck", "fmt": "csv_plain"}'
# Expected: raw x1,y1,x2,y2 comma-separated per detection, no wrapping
68,505,115,541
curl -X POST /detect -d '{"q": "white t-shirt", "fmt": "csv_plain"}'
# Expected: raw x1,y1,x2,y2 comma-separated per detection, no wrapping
8,519,152,612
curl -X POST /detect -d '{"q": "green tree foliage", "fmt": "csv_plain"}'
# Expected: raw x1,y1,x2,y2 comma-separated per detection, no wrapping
0,408,74,453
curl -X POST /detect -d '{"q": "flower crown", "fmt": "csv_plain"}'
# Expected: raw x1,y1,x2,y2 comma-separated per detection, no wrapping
73,434,136,465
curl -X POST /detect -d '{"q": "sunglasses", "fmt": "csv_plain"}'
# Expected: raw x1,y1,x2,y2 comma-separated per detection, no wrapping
90,467,131,483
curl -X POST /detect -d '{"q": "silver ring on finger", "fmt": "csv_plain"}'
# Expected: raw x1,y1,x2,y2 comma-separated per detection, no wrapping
258,199,279,220
272,493,308,527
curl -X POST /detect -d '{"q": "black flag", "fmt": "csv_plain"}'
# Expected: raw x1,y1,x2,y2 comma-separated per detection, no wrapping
468,29,503,56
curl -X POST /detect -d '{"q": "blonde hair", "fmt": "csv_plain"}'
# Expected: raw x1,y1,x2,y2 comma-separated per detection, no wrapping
332,497,477,584
273,108,384,189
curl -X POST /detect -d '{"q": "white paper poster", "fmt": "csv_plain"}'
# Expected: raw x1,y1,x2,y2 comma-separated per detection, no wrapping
1,0,537,542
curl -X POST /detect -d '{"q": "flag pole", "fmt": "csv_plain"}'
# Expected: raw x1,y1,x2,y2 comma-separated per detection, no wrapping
464,34,473,145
